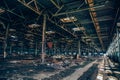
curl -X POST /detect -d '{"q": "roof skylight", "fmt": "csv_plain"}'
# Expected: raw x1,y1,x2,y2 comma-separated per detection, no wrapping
60,16,77,23
72,27,85,31
0,8,5,13
28,24,40,28
46,31,55,34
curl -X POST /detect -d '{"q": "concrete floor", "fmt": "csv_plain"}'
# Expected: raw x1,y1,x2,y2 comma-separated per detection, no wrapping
62,60,97,80
0,57,99,80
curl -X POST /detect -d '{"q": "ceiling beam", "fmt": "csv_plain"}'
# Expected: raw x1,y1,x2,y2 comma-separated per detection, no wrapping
6,10,25,19
64,18,113,26
54,31,66,38
18,0,42,15
0,16,10,22
18,0,76,38
82,35,109,39
50,0,61,9
0,21,6,29
47,16,77,38
2,0,25,19
65,13,100,51
54,5,64,15
110,8,120,36
3,0,13,22
53,5,105,16
87,0,104,51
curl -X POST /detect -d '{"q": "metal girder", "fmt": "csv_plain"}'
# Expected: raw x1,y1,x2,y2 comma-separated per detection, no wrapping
3,0,13,21
65,13,100,51
58,13,97,51
41,14,46,63
46,29,66,38
87,0,104,51
18,0,42,15
50,0,61,9
7,10,25,19
65,18,113,26
82,39,100,52
18,0,76,39
54,5,64,15
81,18,113,24
0,9,24,19
55,31,66,38
111,8,120,36
0,21,6,29
0,16,10,22
92,36,109,39
53,5,105,16
3,0,25,19
90,34,108,37
47,15,77,38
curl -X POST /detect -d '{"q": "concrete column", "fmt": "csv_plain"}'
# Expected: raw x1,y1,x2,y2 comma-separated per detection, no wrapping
41,14,46,63
3,24,9,58
119,30,120,62
117,27,120,62
78,40,81,55
35,42,37,55
10,45,12,54
77,40,81,59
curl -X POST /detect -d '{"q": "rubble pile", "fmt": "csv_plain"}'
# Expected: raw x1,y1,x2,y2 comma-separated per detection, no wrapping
0,60,55,80
42,61,93,80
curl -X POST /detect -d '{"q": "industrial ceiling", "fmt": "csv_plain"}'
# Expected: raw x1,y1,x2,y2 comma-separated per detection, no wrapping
0,0,120,54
